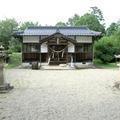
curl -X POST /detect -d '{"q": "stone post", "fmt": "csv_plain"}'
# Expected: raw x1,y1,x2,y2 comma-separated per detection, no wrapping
0,45,13,93
0,61,4,85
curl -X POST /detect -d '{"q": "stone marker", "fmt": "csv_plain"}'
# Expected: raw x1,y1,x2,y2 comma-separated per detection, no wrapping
0,44,13,93
0,63,4,85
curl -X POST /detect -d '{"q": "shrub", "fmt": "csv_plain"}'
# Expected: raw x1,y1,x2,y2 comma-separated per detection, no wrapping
7,53,22,68
94,36,120,63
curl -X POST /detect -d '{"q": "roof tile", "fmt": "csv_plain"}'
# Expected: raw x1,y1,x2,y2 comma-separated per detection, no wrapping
17,26,101,36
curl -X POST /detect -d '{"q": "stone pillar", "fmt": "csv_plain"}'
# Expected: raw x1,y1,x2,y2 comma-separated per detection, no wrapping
0,45,13,93
0,63,4,85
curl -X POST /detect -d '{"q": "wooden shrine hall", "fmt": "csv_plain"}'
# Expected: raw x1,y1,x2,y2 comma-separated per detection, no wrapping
14,26,101,68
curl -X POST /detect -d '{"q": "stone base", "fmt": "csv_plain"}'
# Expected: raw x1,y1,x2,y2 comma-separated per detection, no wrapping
0,83,14,93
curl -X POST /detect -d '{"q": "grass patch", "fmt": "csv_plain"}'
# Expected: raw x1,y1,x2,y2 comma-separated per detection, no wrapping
6,52,22,69
94,59,118,69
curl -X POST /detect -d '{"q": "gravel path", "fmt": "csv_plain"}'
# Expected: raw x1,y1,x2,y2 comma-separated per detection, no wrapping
0,69,120,120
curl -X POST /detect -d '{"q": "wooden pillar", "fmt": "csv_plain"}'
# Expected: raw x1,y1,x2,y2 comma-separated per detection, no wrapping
22,38,24,62
66,41,68,64
39,36,41,65
92,37,94,63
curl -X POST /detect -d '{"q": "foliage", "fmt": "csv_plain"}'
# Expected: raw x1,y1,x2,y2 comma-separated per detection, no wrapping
94,29,120,63
0,20,40,52
75,13,105,33
65,7,105,33
9,37,22,52
106,22,120,36
90,6,104,22
0,18,18,49
94,37,115,63
94,59,118,69
56,22,67,27
67,14,80,26
20,21,40,30
6,53,22,68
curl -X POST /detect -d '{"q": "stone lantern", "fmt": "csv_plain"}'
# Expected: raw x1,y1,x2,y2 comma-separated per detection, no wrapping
115,55,120,69
0,44,13,93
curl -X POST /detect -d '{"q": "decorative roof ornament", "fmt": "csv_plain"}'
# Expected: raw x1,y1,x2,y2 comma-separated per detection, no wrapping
56,27,60,33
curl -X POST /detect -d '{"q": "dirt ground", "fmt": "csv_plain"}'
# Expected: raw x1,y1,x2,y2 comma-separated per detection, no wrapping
0,68,120,120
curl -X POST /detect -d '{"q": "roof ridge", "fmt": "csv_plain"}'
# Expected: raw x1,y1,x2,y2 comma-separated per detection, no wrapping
28,26,89,30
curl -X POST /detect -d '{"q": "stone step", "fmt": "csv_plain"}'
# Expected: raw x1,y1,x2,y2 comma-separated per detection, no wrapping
40,64,75,70
0,83,14,93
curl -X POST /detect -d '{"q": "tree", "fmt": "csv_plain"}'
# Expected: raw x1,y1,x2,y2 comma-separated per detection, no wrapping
65,7,105,33
94,28,120,63
20,21,40,30
75,13,105,33
9,37,21,52
56,22,67,27
90,6,104,22
106,23,119,36
67,14,80,26
0,18,18,49
94,37,115,63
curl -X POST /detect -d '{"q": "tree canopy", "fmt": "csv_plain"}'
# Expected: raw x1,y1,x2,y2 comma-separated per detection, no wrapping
20,21,40,30
0,18,18,49
66,14,80,26
90,6,104,23
75,13,105,33
106,21,120,36
94,27,120,63
56,7,105,33
56,21,67,27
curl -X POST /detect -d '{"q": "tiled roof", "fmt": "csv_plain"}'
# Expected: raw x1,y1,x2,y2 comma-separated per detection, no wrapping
16,26,101,36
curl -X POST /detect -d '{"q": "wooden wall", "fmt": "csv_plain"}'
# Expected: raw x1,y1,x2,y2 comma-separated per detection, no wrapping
23,36,39,43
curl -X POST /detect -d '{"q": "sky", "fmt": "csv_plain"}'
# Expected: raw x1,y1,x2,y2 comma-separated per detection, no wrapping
0,0,120,27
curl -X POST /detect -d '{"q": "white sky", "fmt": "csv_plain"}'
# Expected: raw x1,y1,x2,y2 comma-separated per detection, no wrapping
0,0,120,27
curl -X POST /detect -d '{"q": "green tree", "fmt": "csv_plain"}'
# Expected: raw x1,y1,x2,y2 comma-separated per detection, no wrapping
9,37,21,52
67,14,80,26
75,13,105,33
106,22,120,36
20,21,40,30
94,37,115,63
94,28,120,63
56,22,67,27
90,6,104,22
66,7,105,33
0,18,18,49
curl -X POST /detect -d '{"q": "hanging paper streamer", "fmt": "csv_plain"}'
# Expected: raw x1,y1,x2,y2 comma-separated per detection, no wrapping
48,56,51,64
62,51,64,58
52,52,54,59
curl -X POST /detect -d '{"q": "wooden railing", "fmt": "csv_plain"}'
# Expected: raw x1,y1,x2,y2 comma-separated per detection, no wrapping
22,53,40,62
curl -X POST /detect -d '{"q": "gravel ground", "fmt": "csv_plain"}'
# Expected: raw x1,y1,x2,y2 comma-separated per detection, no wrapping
0,68,120,120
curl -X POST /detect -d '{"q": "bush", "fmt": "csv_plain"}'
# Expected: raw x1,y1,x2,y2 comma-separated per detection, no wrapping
94,36,118,63
7,53,22,68
9,38,22,53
